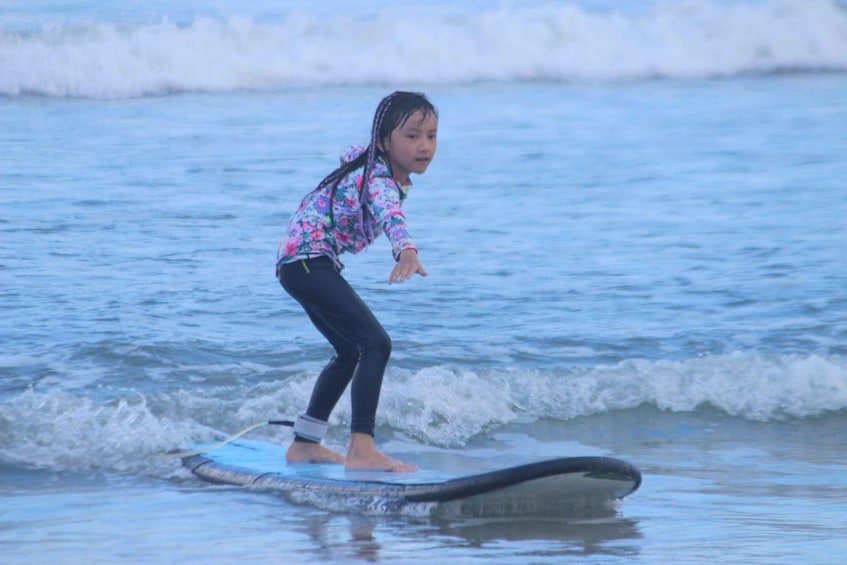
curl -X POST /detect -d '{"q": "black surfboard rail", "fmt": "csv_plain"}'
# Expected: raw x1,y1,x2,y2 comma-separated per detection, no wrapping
403,456,641,502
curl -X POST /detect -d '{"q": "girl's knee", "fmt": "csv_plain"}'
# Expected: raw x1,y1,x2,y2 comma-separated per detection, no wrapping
364,330,391,361
377,332,392,358
331,344,359,370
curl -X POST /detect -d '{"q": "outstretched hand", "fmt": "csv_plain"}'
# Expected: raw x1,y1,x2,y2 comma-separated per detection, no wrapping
389,249,427,285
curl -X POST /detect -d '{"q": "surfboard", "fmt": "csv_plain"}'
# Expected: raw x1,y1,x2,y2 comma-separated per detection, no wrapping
182,439,641,513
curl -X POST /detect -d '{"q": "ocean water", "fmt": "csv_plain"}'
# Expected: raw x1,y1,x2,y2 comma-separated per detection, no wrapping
2,0,847,563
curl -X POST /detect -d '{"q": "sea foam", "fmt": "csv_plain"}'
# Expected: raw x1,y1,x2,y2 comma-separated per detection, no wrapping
1,0,846,98
1,353,844,475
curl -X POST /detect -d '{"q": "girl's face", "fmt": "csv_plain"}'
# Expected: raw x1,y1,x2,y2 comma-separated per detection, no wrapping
382,110,438,185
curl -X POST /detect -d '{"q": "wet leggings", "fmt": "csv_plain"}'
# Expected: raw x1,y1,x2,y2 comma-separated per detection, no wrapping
278,256,391,441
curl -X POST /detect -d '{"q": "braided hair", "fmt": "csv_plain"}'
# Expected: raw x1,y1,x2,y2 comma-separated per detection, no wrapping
310,91,437,242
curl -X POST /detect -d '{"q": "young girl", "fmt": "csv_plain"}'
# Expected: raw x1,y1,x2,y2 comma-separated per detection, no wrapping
276,91,438,472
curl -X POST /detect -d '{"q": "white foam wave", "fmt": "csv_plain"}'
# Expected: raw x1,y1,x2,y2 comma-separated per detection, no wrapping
384,353,847,445
0,389,207,477
2,0,846,98
1,352,844,475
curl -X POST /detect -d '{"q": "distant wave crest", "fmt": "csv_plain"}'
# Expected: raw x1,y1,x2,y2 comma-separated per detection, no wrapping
2,0,846,98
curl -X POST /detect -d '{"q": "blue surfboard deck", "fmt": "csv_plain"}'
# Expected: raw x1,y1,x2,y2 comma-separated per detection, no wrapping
182,440,641,507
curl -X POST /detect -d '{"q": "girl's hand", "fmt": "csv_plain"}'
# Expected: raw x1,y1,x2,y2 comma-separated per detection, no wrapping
389,249,427,285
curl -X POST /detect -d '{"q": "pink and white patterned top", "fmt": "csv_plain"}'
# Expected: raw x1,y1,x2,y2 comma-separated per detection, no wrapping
277,146,416,270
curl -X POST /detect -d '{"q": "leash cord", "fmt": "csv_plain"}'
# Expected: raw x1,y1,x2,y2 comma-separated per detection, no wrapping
159,420,294,459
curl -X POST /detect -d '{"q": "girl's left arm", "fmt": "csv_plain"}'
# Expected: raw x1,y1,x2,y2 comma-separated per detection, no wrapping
369,178,417,260
369,178,427,284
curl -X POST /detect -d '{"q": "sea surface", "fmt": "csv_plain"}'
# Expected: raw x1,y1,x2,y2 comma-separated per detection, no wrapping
2,1,847,563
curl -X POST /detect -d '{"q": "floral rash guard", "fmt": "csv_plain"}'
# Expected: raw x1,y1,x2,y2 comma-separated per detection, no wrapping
278,146,416,270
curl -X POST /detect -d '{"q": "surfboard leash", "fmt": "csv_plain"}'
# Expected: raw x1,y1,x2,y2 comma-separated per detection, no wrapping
159,419,294,459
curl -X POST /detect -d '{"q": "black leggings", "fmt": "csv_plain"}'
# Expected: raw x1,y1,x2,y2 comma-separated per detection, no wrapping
278,256,391,440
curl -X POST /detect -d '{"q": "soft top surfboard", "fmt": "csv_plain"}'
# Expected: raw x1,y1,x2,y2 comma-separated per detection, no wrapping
182,439,641,513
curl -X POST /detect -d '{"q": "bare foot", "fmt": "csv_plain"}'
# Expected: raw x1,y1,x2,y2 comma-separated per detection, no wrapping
286,441,345,464
345,433,418,473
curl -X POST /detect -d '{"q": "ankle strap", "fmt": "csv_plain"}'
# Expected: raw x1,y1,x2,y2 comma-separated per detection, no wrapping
293,414,328,442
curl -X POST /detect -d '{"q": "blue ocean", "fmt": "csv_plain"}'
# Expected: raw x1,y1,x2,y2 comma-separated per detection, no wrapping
2,0,846,563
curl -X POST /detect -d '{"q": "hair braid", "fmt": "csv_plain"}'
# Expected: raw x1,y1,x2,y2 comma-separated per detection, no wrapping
359,92,400,240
